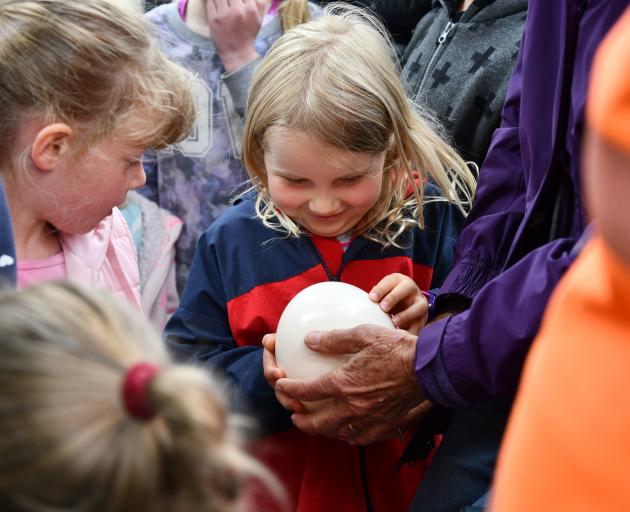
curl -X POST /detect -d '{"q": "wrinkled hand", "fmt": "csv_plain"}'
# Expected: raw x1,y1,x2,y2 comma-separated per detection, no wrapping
207,0,268,73
369,273,429,335
262,333,306,414
275,324,426,445
352,399,435,446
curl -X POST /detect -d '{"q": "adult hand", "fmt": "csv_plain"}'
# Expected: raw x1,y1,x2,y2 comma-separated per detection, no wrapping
275,324,426,445
369,273,429,335
207,0,268,73
262,333,306,414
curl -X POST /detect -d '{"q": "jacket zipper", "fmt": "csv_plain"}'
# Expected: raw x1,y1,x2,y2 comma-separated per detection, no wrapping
306,237,375,511
306,236,365,281
416,20,456,94
306,239,339,281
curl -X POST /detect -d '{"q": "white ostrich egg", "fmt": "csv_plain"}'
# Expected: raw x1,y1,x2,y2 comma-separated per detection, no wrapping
275,281,396,382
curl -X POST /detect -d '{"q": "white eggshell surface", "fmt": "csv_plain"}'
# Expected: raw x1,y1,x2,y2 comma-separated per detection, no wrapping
275,281,395,381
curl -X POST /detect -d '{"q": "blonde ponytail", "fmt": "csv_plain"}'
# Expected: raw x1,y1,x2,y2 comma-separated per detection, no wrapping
279,0,311,31
0,281,278,512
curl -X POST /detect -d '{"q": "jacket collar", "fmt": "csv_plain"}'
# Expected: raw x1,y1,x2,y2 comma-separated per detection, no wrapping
60,207,135,280
433,0,525,23
60,213,113,273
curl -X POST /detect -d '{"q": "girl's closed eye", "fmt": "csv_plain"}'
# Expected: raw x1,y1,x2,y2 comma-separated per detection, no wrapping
337,174,365,185
126,157,143,169
282,176,309,185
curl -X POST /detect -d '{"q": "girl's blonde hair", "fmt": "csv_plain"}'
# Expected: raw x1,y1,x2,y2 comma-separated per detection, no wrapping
0,0,195,174
0,281,273,512
243,4,476,247
279,0,311,31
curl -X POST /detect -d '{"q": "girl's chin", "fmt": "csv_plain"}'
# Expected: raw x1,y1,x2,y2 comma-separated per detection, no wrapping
303,224,348,238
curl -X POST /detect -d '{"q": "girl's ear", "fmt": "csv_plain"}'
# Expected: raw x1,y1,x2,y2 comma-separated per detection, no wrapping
384,153,402,178
31,123,74,172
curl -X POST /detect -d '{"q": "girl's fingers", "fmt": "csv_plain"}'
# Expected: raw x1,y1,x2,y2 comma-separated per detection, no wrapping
405,318,424,336
262,346,284,385
276,389,306,413
369,273,404,302
379,280,419,313
262,333,276,351
391,300,426,328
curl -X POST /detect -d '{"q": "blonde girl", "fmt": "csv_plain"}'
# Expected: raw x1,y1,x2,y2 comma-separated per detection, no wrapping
0,0,194,305
143,0,321,293
166,5,475,511
0,281,274,512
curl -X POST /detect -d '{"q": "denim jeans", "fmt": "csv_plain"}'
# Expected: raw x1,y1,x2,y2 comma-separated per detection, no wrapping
408,400,511,512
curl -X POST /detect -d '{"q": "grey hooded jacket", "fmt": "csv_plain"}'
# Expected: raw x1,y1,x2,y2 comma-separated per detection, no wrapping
402,0,527,168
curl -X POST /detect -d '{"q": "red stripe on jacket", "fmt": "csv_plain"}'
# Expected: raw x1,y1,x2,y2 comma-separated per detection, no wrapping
226,256,433,348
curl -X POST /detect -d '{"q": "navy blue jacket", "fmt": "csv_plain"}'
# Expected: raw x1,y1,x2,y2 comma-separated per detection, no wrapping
0,179,16,288
165,191,464,511
167,188,464,431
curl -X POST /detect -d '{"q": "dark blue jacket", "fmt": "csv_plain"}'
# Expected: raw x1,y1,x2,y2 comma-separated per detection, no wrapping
167,189,463,429
0,178,16,288
165,191,464,511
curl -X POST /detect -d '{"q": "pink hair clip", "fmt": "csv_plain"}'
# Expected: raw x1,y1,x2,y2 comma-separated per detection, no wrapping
122,362,160,421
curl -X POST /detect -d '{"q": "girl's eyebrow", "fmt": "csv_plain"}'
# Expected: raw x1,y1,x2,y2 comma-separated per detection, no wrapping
271,173,309,183
269,161,382,177
268,168,306,177
344,166,381,177
348,168,372,175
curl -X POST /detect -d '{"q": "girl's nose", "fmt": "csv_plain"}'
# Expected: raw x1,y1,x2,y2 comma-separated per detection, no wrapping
129,164,147,190
308,194,341,216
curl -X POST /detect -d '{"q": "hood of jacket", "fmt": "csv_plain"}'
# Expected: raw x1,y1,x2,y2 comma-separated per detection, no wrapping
434,0,527,23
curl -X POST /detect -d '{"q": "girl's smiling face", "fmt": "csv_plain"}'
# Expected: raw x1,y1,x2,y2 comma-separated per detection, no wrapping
264,128,385,238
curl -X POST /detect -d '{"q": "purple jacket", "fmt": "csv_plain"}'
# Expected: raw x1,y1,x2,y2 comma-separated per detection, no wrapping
415,0,630,408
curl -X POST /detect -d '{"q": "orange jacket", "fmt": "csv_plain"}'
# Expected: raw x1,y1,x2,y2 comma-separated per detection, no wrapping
492,236,630,511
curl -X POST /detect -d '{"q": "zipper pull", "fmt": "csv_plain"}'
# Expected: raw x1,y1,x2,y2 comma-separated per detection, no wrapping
438,21,454,44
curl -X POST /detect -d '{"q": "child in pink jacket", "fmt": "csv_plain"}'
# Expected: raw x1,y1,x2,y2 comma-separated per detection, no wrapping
0,0,194,307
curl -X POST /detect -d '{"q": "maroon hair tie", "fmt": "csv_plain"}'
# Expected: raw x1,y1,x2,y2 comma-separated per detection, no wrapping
122,363,160,421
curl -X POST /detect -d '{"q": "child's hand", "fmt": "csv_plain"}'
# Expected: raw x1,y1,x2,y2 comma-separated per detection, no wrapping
262,333,306,413
369,273,429,335
207,0,268,73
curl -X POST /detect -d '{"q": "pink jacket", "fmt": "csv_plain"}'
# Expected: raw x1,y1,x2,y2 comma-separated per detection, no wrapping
61,207,141,309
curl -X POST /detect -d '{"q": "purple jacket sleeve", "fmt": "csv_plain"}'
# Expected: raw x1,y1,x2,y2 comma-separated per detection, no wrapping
416,238,578,407
440,49,526,299
414,35,581,407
